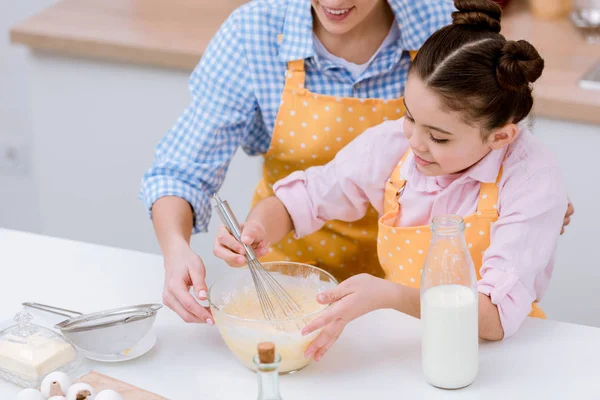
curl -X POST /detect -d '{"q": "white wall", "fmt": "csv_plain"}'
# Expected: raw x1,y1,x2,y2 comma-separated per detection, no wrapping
0,0,58,232
26,52,262,283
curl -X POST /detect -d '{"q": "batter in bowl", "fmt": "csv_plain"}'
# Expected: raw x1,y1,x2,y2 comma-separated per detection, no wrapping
212,273,331,374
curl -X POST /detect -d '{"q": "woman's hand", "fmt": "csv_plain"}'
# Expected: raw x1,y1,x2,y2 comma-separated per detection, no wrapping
162,240,213,324
301,273,399,361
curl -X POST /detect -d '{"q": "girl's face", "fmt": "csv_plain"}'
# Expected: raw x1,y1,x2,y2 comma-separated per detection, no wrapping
310,0,387,35
403,74,517,177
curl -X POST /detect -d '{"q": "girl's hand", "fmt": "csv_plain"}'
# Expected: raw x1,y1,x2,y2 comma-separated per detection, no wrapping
213,221,270,267
301,273,398,361
561,200,574,235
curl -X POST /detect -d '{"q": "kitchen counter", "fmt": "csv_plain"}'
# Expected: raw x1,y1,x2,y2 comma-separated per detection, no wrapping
1,228,599,398
9,0,600,124
9,0,246,71
501,1,600,125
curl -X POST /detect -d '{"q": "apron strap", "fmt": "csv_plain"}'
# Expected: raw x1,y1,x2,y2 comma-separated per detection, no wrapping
277,34,307,89
284,60,307,90
476,165,503,213
389,150,411,201
477,146,509,213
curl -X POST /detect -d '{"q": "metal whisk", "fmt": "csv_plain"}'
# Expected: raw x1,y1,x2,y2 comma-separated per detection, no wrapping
213,193,304,321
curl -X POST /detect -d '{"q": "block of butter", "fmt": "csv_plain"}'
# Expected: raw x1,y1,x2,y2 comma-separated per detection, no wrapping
0,332,75,378
0,311,80,387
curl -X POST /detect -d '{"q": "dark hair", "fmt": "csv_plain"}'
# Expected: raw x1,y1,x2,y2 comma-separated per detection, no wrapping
410,0,544,134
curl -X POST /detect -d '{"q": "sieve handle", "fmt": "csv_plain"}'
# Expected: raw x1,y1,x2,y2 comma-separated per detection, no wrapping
22,302,83,318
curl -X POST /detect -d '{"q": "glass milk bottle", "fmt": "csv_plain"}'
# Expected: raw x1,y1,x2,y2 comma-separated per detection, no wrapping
254,342,283,400
420,215,479,389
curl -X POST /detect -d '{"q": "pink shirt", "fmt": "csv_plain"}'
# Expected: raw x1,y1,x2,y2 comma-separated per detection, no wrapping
273,117,568,338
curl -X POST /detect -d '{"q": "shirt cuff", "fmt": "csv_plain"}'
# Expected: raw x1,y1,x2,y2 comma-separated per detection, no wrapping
477,269,536,338
138,175,211,233
273,171,323,239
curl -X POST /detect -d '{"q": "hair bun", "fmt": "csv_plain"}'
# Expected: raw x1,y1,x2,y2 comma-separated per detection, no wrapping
496,40,545,92
452,0,502,33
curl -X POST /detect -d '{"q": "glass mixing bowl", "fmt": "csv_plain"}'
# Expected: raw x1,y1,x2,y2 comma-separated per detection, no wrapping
208,261,338,374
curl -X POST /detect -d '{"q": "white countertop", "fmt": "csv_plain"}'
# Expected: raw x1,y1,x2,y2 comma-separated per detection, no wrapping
1,228,599,399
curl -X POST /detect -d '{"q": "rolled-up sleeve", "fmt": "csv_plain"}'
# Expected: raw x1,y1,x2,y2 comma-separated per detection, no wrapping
273,120,408,238
139,9,260,233
478,165,568,338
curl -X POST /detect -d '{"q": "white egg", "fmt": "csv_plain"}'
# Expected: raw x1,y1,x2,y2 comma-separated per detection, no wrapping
17,388,45,400
48,397,67,400
66,382,96,400
95,389,124,400
41,371,72,397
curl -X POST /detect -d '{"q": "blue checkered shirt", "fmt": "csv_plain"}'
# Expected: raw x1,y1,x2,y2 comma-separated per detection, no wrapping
139,0,454,232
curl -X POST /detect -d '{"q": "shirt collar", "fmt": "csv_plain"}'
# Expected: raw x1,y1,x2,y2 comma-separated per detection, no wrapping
399,146,507,194
278,0,453,63
311,22,402,81
465,146,507,183
279,0,315,62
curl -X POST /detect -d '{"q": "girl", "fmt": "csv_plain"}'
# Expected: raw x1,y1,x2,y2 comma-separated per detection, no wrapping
213,0,568,359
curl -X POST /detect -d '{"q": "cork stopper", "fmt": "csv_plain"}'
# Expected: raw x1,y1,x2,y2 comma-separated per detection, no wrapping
257,342,275,364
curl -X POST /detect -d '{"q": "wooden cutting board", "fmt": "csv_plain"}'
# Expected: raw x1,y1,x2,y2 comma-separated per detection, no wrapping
75,371,168,400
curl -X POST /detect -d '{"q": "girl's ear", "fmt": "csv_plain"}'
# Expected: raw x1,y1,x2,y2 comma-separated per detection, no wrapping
487,123,519,150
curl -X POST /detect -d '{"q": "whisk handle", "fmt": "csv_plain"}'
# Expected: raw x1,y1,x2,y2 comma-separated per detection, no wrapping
213,193,258,261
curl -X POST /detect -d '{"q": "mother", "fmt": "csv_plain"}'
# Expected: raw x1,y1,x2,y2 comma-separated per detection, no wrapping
139,0,573,324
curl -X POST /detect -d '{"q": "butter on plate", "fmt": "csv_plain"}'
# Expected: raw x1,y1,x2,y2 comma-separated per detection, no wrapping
0,311,81,388
0,333,75,378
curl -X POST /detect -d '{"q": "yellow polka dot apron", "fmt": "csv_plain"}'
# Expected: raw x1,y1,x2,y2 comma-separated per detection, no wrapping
251,48,418,282
377,151,545,319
